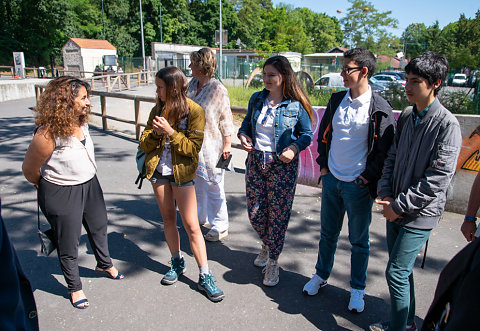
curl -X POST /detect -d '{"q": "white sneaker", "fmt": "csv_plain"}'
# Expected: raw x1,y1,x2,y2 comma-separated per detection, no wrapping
204,229,228,242
254,245,269,267
303,274,327,295
262,259,279,286
348,288,365,313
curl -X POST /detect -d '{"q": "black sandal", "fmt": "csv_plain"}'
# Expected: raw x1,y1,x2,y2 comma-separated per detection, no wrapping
70,295,89,309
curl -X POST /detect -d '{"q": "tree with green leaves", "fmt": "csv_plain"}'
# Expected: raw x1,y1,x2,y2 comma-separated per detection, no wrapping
294,7,343,53
401,11,480,70
340,0,399,55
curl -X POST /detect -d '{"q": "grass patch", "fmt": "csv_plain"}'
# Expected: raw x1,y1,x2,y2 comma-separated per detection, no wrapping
226,85,332,108
227,86,262,107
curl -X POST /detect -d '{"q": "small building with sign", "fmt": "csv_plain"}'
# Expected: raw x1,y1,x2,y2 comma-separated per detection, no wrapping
151,42,206,74
62,38,117,77
303,46,348,78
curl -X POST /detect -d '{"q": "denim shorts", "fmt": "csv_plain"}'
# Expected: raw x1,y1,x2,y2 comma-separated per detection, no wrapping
149,170,194,187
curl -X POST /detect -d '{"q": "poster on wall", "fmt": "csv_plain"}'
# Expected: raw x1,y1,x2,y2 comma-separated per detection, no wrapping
13,52,25,79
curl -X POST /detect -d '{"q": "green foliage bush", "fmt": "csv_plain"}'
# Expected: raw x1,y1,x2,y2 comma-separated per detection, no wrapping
438,89,477,114
226,84,477,114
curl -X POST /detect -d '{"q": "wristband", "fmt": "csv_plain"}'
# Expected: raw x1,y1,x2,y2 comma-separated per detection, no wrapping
464,216,477,222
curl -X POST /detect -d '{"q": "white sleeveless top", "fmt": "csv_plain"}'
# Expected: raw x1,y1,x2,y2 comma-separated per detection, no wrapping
41,124,97,185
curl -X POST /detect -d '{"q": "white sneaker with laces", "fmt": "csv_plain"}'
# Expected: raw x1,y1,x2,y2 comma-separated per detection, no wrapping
254,245,269,267
262,259,279,286
302,274,327,295
348,288,365,313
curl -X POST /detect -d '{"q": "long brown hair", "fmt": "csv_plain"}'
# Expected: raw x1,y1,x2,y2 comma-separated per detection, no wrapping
263,56,314,124
34,76,91,137
155,67,189,125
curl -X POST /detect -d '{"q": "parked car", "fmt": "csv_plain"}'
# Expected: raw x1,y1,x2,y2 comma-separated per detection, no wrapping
372,74,406,87
314,73,346,92
369,77,389,96
451,73,467,87
380,71,406,81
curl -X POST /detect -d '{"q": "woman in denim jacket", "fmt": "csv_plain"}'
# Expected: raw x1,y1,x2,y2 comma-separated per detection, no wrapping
238,55,313,286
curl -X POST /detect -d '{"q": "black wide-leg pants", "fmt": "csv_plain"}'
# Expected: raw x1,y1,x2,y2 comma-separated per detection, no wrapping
38,175,113,292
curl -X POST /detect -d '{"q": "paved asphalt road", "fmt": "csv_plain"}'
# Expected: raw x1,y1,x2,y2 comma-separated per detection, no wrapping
0,93,470,331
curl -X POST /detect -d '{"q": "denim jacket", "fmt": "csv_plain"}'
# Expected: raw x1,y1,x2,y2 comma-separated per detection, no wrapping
238,89,313,153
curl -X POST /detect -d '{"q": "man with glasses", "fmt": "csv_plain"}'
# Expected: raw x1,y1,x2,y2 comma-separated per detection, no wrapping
303,48,395,313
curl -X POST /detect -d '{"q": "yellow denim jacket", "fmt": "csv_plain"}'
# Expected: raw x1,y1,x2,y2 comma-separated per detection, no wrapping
139,99,205,184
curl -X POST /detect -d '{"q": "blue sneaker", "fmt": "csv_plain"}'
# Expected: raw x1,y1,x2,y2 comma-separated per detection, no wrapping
198,273,225,302
161,257,186,285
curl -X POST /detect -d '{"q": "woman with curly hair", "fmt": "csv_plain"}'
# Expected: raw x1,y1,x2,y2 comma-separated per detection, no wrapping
187,48,234,241
22,76,124,310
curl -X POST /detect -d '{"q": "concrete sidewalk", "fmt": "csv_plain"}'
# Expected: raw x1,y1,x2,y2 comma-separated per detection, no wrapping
0,96,469,331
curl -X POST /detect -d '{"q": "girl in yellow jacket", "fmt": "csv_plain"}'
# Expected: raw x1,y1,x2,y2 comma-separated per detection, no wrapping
139,67,224,302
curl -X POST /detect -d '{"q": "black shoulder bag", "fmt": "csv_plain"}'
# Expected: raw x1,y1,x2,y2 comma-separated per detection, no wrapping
37,202,56,256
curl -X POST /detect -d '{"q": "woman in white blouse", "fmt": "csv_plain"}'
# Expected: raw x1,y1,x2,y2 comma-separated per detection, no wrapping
187,48,234,241
22,77,124,310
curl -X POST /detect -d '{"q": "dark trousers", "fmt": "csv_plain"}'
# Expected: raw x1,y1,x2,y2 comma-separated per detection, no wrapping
0,200,39,331
38,175,113,292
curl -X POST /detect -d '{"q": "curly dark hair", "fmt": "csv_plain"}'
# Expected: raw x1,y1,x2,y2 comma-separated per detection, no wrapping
34,76,91,137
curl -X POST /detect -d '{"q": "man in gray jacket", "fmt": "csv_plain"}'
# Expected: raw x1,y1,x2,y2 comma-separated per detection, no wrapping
370,52,462,331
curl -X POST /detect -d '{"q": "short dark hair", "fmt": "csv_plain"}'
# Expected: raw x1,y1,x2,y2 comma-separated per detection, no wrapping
405,51,448,96
343,48,377,78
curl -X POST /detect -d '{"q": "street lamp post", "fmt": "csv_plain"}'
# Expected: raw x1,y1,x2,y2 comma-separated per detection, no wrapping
101,0,105,39
139,0,146,71
219,0,223,80
159,0,163,43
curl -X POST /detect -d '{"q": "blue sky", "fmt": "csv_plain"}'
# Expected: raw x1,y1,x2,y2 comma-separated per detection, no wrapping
272,0,479,36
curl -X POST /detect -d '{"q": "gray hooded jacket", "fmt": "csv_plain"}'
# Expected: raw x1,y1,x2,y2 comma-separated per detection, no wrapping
377,98,462,229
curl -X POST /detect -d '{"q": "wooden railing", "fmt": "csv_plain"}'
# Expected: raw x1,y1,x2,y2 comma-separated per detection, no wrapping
34,84,247,141
91,90,155,140
0,66,14,77
34,71,156,98
3,65,155,92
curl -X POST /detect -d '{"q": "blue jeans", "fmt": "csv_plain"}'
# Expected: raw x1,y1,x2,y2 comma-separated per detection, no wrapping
386,222,431,331
315,173,373,290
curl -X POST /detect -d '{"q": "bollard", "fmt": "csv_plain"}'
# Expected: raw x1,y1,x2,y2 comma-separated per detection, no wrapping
134,98,141,140
101,95,107,130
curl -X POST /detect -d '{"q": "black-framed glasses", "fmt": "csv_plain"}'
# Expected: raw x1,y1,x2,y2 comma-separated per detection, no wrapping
341,66,363,74
261,107,273,125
